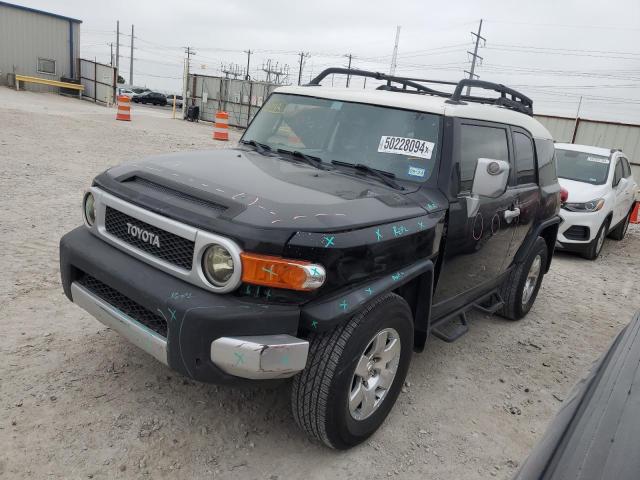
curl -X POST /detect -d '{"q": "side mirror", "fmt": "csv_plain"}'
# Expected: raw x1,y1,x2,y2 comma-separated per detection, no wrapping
472,158,510,198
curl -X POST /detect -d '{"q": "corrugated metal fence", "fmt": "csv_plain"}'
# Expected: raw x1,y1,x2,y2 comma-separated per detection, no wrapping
535,114,640,164
188,74,279,128
79,58,116,105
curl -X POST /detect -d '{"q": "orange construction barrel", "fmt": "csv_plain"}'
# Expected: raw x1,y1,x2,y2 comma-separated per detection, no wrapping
213,111,229,141
116,95,131,121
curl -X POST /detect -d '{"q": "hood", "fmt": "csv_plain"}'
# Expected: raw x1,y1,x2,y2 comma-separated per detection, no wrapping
558,178,609,203
98,148,436,232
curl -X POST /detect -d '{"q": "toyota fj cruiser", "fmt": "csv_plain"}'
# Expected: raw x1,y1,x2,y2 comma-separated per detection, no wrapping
60,68,561,449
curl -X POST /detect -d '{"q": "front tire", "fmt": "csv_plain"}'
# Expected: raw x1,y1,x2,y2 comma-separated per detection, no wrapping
583,219,609,260
498,236,548,321
291,293,413,449
609,211,630,241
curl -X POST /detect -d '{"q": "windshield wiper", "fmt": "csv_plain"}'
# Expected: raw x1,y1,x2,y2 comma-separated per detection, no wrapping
240,139,272,155
331,160,404,190
276,148,328,170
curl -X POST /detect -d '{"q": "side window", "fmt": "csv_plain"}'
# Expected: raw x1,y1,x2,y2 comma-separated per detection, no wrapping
613,159,624,186
37,57,56,75
459,124,509,192
513,131,536,184
534,138,557,187
622,158,632,178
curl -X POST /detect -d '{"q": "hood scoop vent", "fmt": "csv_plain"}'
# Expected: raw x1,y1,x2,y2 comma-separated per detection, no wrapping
125,176,228,214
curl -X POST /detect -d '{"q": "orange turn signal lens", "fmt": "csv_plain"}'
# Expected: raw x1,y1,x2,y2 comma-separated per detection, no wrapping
240,252,326,291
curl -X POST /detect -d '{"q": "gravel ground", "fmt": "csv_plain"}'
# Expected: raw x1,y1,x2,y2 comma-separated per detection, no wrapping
1,88,638,480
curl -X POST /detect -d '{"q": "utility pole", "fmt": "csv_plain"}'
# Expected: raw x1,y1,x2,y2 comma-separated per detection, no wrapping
465,19,485,95
115,21,120,80
297,52,309,85
109,42,114,66
244,50,252,80
182,46,195,118
345,54,353,87
389,26,400,75
129,24,134,85
571,96,583,143
262,60,289,85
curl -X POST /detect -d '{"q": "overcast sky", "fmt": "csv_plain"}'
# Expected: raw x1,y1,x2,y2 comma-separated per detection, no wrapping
17,0,640,122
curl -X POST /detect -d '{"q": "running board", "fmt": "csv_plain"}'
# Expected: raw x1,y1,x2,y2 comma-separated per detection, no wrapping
431,311,469,343
430,291,504,343
474,291,504,314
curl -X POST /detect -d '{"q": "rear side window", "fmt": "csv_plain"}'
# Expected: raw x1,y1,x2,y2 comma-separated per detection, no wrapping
513,132,536,184
613,160,624,185
534,139,557,187
621,158,632,178
459,124,509,192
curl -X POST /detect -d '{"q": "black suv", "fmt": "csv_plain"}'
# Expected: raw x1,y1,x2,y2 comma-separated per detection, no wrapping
60,69,561,449
132,91,167,106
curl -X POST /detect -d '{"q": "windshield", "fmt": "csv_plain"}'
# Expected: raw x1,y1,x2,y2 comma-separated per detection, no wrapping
555,148,611,185
242,93,442,183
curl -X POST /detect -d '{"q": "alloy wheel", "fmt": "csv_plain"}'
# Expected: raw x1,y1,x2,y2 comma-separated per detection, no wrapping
348,328,401,421
522,254,541,306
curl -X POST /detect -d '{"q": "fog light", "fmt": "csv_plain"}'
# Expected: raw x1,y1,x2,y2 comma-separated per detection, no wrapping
83,192,96,226
203,244,235,287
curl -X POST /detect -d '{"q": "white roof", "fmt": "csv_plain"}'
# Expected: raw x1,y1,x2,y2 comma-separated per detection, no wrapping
275,85,553,140
555,143,613,157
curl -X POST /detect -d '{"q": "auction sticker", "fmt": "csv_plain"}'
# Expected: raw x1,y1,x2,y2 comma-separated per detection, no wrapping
378,136,434,160
586,156,609,164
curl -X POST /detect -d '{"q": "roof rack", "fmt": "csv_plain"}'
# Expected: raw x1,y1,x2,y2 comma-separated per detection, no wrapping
306,68,533,116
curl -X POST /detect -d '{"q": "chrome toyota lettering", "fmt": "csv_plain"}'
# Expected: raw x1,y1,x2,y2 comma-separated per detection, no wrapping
126,222,161,248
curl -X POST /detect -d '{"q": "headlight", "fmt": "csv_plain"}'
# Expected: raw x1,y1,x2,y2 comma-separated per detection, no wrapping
563,198,605,213
83,192,96,226
202,244,235,287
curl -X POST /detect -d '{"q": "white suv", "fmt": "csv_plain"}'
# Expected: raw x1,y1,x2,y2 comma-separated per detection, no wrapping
555,143,637,259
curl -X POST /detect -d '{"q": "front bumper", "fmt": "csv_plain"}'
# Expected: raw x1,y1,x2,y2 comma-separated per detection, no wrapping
556,208,607,248
60,227,307,384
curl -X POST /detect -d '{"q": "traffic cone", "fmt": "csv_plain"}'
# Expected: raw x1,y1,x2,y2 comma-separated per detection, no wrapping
116,95,131,121
213,111,229,140
631,202,639,224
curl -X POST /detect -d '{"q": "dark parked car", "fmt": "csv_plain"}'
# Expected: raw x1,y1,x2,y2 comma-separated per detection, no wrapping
515,311,640,480
60,68,561,449
132,91,167,106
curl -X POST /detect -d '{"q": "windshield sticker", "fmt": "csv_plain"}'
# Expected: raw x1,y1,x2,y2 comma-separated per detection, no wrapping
378,136,434,160
330,101,343,110
407,166,426,178
586,156,609,164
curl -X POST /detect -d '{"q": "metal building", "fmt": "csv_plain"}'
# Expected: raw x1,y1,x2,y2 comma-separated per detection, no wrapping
535,114,640,182
0,1,81,90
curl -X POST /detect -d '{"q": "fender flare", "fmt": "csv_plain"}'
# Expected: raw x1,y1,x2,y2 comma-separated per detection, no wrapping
300,258,434,333
514,215,561,272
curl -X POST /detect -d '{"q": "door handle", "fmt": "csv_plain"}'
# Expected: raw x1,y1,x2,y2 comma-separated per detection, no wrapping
504,207,521,222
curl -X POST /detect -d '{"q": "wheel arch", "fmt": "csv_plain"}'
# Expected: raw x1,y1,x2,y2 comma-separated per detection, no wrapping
300,259,434,350
515,215,561,274
392,270,434,352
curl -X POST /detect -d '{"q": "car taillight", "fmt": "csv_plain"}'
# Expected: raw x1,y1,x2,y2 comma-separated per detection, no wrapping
560,187,569,204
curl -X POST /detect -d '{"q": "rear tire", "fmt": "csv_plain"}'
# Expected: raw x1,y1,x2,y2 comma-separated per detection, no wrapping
583,219,609,260
608,211,630,241
291,293,413,449
498,236,548,321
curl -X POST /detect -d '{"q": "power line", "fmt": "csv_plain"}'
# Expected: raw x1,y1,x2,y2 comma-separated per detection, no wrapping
491,43,640,57
485,19,640,32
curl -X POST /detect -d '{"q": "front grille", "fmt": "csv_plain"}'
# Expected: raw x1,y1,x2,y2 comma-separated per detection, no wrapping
78,273,168,337
104,206,194,270
565,225,590,241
